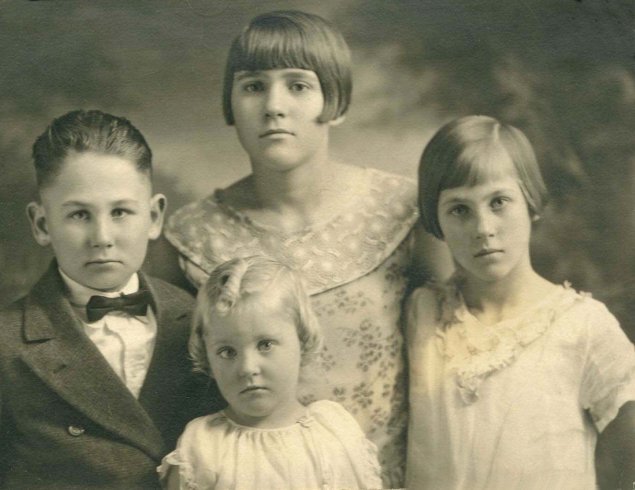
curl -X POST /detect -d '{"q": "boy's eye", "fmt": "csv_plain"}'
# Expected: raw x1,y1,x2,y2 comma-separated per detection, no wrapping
217,347,237,360
111,208,132,219
257,339,275,352
69,210,90,221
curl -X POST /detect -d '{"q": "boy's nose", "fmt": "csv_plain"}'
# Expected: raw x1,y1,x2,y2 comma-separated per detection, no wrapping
90,219,114,248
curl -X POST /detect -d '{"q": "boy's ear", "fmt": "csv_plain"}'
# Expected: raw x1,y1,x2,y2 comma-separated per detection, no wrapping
26,201,52,247
147,193,167,240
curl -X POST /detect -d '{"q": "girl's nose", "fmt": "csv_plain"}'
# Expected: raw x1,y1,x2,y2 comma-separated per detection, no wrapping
238,350,261,377
264,83,288,118
474,210,496,239
90,217,114,248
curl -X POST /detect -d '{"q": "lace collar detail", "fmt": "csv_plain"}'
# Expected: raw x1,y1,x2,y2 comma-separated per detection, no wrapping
165,168,417,294
433,278,589,403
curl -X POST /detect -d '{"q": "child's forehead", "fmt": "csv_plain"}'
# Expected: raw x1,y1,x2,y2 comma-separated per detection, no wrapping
40,151,151,197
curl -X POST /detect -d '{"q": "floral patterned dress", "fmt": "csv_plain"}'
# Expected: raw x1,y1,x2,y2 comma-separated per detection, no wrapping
406,279,635,490
165,168,418,488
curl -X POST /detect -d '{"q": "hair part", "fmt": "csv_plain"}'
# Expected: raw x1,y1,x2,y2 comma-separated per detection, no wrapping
418,115,548,239
222,10,352,124
32,109,153,189
190,256,323,377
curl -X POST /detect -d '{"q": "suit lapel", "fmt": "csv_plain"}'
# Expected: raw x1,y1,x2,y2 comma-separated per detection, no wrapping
138,274,193,424
19,264,165,460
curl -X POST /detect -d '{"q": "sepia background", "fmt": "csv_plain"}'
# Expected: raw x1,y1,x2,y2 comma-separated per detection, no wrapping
1,1,634,338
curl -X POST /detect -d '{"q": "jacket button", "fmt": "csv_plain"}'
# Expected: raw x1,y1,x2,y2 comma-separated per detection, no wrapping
67,425,85,437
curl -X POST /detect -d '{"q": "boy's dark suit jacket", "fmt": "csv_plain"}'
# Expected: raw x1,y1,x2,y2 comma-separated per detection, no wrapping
0,261,223,489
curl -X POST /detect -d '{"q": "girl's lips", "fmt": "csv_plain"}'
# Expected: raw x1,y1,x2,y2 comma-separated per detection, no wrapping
474,249,503,258
260,129,293,137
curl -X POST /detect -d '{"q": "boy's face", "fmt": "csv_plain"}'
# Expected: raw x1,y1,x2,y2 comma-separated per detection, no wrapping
27,151,165,292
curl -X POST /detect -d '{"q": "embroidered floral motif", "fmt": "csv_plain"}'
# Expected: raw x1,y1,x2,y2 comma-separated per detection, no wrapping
435,280,587,403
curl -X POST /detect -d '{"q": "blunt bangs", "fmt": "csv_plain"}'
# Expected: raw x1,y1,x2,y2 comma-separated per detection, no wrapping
223,11,352,125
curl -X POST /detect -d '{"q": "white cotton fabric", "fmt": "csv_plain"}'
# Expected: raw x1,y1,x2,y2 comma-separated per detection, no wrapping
158,400,382,490
406,281,635,490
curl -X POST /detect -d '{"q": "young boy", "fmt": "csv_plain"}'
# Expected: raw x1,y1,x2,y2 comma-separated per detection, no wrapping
0,110,222,489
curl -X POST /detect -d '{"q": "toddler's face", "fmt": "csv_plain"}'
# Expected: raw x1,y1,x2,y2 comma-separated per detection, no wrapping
28,151,164,291
437,158,533,286
204,292,304,428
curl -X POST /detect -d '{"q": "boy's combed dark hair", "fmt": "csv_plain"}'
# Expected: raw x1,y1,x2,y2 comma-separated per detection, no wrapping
222,10,352,125
32,109,152,188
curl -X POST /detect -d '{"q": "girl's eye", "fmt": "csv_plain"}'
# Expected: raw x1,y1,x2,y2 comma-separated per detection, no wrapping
449,205,469,217
69,210,89,221
243,81,264,93
289,82,310,92
491,196,509,210
217,347,237,360
257,340,275,352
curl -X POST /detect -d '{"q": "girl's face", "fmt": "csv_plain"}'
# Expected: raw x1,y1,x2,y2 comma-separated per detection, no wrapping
231,68,337,171
204,291,304,428
437,161,534,286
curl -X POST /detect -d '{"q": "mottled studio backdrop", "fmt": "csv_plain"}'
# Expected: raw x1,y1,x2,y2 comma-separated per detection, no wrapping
1,1,634,338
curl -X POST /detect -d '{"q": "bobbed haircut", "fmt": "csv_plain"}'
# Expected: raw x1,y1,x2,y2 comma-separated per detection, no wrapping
190,256,323,377
32,109,152,189
222,10,352,125
418,115,548,239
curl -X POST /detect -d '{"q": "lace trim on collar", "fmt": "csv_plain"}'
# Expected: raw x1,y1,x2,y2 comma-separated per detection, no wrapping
434,279,589,403
165,168,418,294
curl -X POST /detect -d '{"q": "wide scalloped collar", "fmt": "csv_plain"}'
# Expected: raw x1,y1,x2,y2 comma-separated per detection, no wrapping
165,168,418,295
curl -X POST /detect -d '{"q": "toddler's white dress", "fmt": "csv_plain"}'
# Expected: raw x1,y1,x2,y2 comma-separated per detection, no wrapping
406,280,635,490
158,400,382,489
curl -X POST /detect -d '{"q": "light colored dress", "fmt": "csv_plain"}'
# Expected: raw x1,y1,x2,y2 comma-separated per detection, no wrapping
165,168,417,487
158,400,382,489
406,279,635,490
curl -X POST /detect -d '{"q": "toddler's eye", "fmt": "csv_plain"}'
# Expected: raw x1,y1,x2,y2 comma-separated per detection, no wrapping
217,347,237,360
257,340,274,352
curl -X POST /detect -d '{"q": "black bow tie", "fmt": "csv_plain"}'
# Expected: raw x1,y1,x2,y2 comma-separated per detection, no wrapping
86,289,152,323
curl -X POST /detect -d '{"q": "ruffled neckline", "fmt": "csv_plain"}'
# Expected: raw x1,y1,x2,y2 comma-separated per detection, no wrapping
434,278,589,403
215,408,315,432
